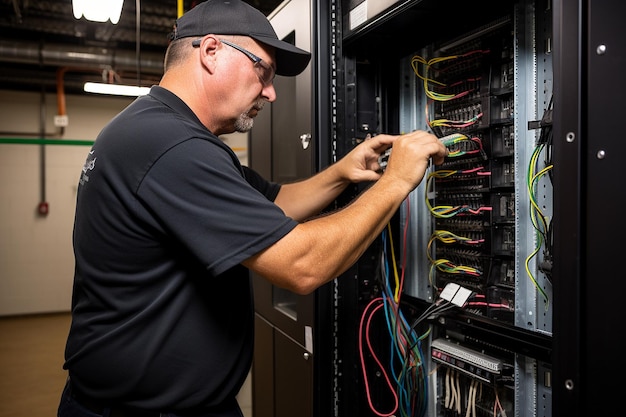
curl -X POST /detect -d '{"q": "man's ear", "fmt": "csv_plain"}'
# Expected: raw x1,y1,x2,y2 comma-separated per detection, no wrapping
197,35,220,74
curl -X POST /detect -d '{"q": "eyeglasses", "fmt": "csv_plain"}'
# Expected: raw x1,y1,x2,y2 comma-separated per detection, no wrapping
192,38,275,87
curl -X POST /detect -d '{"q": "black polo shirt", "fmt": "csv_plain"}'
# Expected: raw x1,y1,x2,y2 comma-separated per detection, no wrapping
64,86,297,413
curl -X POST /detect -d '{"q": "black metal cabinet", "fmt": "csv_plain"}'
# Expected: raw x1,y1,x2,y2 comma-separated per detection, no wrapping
249,1,334,417
253,315,313,417
553,1,626,416
249,0,315,354
249,0,626,415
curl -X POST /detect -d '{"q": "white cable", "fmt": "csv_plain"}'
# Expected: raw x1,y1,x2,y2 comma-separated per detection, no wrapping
449,370,457,411
456,372,462,414
472,380,477,417
444,368,451,409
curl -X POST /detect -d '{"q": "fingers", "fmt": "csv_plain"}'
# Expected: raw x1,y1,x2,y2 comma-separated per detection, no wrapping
370,130,445,155
362,133,395,150
432,145,448,165
379,130,448,190
393,130,446,158
357,130,447,177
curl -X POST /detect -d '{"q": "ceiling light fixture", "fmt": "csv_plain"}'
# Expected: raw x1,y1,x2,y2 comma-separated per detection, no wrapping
72,0,124,24
83,82,149,97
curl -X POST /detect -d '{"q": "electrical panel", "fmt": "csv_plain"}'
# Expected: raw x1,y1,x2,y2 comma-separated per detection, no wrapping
333,0,554,416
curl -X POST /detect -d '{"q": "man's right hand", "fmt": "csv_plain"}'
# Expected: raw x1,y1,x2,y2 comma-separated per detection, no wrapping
380,130,448,193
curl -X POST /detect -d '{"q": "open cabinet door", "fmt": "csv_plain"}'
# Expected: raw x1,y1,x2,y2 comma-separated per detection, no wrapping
248,1,315,417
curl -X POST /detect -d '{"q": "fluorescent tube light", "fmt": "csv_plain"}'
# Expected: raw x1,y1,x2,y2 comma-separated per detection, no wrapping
73,0,124,24
84,82,150,97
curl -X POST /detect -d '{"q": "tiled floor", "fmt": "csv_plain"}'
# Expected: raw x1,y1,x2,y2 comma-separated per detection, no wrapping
0,313,253,417
238,373,253,417
0,313,70,417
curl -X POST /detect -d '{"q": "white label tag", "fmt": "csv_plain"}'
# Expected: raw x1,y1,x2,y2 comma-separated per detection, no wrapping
54,115,68,127
440,282,460,302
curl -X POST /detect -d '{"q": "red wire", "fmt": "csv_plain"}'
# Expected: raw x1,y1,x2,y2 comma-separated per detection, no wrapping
359,297,399,417
466,301,512,309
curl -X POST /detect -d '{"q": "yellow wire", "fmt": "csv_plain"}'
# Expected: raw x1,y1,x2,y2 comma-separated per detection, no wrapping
411,54,464,101
526,145,553,308
529,165,553,233
525,238,550,309
386,223,401,302
424,174,461,218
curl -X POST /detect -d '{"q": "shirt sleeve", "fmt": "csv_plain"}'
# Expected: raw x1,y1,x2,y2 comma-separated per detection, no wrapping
137,138,297,276
242,165,281,201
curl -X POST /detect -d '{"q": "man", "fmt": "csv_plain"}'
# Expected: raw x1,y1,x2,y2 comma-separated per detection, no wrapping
58,1,447,416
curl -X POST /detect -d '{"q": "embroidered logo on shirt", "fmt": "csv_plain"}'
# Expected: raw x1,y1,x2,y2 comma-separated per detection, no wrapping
80,150,96,186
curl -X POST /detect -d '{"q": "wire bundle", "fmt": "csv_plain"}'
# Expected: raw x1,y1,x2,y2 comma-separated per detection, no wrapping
411,50,489,102
425,168,493,218
438,133,485,158
525,97,554,307
359,206,431,417
426,234,483,291
429,113,483,130
430,230,485,246
465,293,513,312
358,201,481,416
443,369,503,417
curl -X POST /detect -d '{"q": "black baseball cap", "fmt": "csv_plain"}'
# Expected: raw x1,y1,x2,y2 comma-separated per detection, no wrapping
171,0,311,76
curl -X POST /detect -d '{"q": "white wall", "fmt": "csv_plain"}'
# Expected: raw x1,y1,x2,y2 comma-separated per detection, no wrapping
0,89,248,316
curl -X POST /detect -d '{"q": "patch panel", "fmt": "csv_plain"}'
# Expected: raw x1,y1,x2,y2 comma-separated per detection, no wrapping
431,338,502,383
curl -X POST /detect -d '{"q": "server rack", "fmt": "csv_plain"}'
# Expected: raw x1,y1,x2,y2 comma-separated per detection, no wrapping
329,0,626,416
